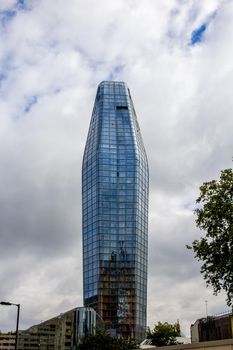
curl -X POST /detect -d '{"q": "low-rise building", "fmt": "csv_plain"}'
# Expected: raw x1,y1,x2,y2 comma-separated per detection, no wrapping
191,313,233,343
0,332,15,350
18,306,97,350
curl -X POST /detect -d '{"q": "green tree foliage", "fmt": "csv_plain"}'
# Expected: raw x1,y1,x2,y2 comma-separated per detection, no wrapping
187,168,233,305
147,321,181,346
78,328,139,350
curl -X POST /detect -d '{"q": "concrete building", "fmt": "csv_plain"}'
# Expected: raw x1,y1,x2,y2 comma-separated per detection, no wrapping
82,81,149,340
18,307,96,350
191,313,233,343
0,332,15,350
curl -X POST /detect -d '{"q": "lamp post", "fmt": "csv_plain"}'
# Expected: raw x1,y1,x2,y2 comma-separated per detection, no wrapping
0,301,20,350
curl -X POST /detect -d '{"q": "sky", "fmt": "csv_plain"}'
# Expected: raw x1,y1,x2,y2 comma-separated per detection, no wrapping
0,0,233,337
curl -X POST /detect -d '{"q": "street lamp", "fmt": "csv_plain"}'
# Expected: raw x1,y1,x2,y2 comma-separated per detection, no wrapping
0,301,20,350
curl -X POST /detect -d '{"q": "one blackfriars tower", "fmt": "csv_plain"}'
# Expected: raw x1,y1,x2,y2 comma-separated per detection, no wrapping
82,81,149,341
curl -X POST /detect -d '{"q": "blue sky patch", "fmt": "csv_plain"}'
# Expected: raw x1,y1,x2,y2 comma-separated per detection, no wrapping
24,95,38,113
0,0,29,28
17,0,25,5
191,23,207,45
0,72,6,80
17,0,32,11
107,64,125,81
0,9,16,27
190,11,217,46
0,72,6,88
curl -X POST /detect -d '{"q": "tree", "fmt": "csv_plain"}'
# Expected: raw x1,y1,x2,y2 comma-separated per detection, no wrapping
78,328,139,350
147,321,181,346
187,168,233,306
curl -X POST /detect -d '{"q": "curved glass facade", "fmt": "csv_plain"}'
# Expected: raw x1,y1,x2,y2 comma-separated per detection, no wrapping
82,81,149,341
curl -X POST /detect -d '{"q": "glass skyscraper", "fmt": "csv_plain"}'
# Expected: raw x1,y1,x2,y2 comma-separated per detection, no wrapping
82,81,149,341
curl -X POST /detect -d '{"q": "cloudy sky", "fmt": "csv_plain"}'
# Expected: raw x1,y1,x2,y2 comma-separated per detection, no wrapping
0,0,232,337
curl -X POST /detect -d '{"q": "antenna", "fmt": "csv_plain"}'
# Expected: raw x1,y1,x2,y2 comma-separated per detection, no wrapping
205,300,208,317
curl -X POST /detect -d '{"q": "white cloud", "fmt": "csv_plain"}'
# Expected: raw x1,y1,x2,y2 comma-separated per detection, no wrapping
0,0,16,11
0,0,232,337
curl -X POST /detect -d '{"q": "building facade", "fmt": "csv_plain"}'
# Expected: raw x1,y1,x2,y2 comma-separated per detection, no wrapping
18,307,96,350
82,81,149,340
0,332,15,350
191,313,233,343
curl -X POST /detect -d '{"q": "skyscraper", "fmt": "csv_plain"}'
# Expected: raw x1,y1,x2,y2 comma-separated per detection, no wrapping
82,81,149,341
